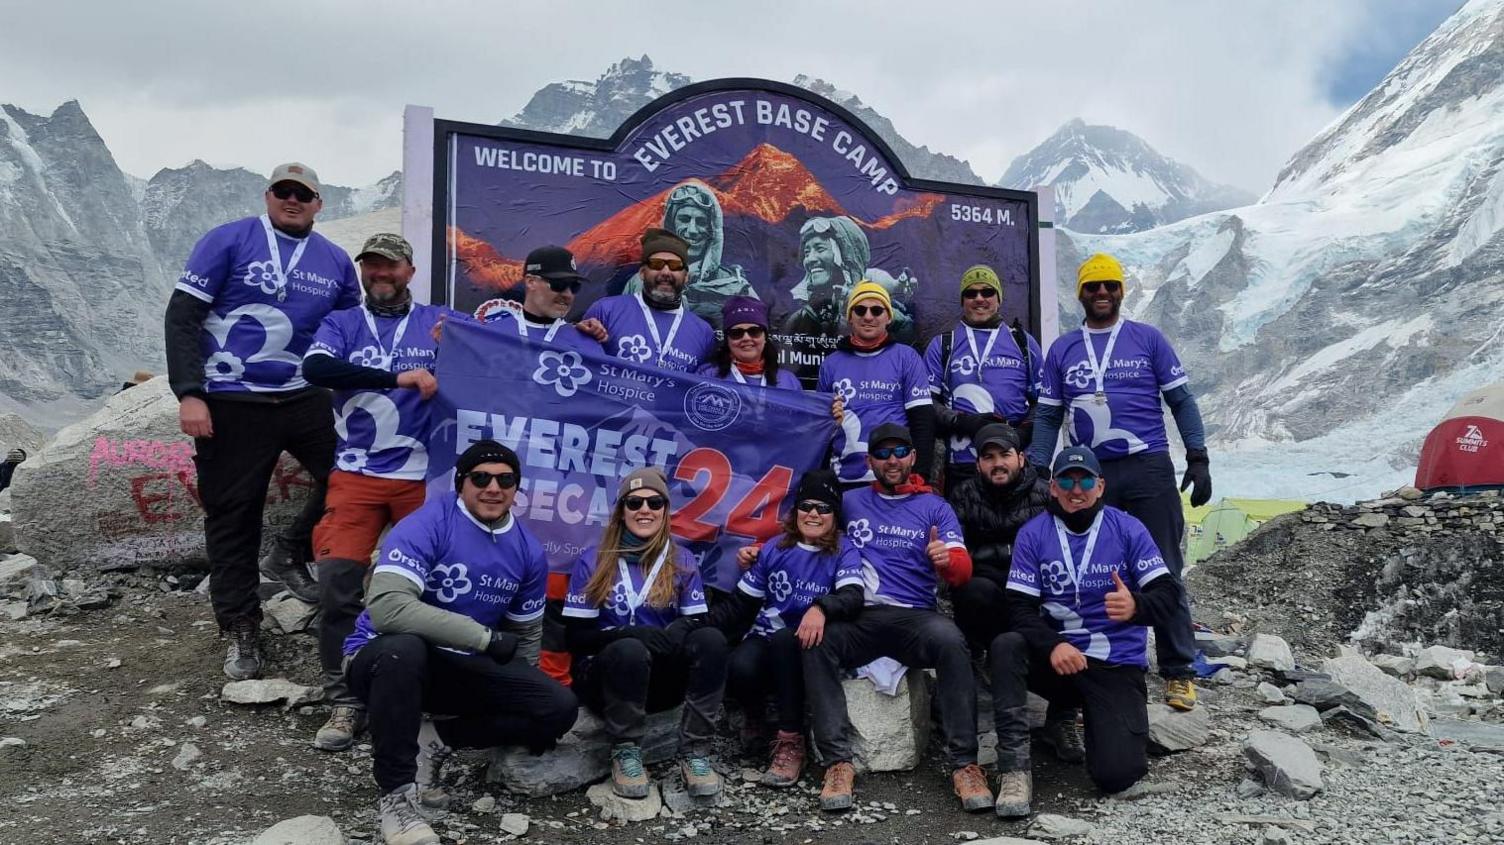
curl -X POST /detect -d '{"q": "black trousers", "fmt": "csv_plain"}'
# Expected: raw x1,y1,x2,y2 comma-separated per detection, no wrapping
726,627,806,733
195,390,334,629
318,558,367,708
989,631,1148,793
1099,451,1196,678
951,575,1011,652
572,627,729,758
348,633,578,793
803,605,978,769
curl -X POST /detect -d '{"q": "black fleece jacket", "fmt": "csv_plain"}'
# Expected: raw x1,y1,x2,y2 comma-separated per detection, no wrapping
950,467,1051,586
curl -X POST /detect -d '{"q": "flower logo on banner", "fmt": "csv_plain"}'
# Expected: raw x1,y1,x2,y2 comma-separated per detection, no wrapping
832,378,857,403
609,582,633,618
949,355,977,377
1064,361,1095,391
532,350,592,398
428,563,473,604
767,571,793,603
204,351,246,382
616,335,653,363
243,260,284,296
351,345,391,371
336,447,369,473
1040,560,1072,595
847,518,873,548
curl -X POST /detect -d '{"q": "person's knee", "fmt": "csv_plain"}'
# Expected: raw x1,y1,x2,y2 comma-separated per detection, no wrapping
368,633,428,677
685,625,728,658
922,617,969,662
951,577,1000,614
600,636,652,667
767,626,801,655
989,631,1028,667
543,687,580,738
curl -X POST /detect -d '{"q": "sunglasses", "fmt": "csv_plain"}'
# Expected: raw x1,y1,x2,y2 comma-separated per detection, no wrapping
645,257,686,272
465,470,518,490
850,304,887,318
1081,281,1122,294
796,500,835,515
1056,475,1099,491
270,184,319,203
963,287,998,300
726,325,765,340
544,277,582,294
871,444,913,460
623,495,667,512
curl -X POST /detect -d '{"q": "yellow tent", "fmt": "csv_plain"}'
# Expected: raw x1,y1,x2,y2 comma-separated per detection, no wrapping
1183,495,1305,565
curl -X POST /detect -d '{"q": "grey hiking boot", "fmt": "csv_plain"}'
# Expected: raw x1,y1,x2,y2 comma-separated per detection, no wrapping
995,769,1033,818
1040,717,1085,763
223,618,262,681
259,541,319,603
414,718,453,809
681,755,721,797
610,742,650,799
313,705,366,751
378,783,439,845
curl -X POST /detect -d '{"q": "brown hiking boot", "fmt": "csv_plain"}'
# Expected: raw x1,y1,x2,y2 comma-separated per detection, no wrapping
610,743,650,799
994,769,1033,818
953,762,994,812
819,761,856,811
761,730,806,787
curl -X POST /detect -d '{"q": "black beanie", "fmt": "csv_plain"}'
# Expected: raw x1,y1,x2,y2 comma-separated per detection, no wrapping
794,470,842,516
454,439,521,491
641,227,689,264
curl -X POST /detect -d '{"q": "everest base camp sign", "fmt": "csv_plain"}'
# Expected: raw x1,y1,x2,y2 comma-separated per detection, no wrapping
427,319,837,592
428,79,1040,383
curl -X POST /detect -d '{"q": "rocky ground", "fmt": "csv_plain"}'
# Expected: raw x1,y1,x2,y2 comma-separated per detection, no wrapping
3,492,1504,844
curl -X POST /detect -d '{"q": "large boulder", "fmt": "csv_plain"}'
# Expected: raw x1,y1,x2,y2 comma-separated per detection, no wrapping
1147,703,1211,752
1321,654,1428,733
9,378,317,573
0,412,44,455
843,672,932,772
488,707,682,797
1242,730,1323,799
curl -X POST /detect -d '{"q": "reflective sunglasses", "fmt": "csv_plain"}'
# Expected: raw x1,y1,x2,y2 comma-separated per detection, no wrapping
544,277,582,294
1081,281,1122,294
1055,475,1099,491
726,325,765,340
270,184,319,203
645,257,686,272
796,500,835,515
465,470,518,490
623,495,668,512
963,287,998,300
870,444,913,460
850,304,886,318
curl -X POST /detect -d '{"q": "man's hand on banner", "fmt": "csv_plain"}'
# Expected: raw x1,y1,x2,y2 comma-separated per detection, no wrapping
576,318,608,343
397,368,438,400
736,543,763,570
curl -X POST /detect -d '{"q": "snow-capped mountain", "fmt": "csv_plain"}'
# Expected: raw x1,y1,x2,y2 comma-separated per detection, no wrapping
1002,119,1253,233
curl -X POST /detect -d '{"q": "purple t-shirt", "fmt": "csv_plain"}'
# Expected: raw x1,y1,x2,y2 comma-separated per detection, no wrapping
924,324,1045,465
1037,320,1188,460
736,537,864,637
482,308,607,355
305,303,451,481
175,215,360,394
841,486,965,610
343,497,549,655
1006,507,1170,668
696,362,804,391
583,293,716,373
561,542,709,630
817,344,932,483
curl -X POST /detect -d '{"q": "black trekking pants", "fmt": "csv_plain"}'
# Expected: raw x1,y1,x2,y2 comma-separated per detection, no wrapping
572,627,729,758
726,627,806,733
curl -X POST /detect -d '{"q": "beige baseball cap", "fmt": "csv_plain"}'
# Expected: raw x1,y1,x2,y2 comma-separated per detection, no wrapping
268,162,321,194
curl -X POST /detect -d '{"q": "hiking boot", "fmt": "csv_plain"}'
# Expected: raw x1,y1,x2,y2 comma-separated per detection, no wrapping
819,761,856,811
952,762,994,812
414,718,453,809
994,769,1033,818
1040,717,1085,763
313,705,366,752
681,755,721,797
761,730,806,787
1165,678,1198,712
610,742,650,799
378,783,439,845
259,542,319,603
223,618,262,681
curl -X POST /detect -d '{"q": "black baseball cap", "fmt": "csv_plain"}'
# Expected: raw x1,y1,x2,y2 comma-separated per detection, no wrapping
975,423,1021,453
868,422,913,449
523,245,586,283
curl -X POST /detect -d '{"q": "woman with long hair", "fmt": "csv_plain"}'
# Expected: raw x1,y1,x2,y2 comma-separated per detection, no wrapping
700,296,802,389
562,467,729,800
711,470,863,788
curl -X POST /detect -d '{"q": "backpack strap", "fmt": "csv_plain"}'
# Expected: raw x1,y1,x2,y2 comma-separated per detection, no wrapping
1011,319,1036,402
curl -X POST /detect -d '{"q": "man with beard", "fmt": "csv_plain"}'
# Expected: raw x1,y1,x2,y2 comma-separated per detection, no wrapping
623,181,757,326
584,228,716,373
1026,253,1211,712
483,245,607,353
300,233,453,752
164,163,360,680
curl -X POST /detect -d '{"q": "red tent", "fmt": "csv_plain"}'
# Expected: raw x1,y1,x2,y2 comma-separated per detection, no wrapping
1415,382,1504,491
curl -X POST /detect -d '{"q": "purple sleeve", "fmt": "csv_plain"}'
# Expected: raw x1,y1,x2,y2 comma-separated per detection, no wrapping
561,552,600,618
1006,523,1043,596
334,252,361,311
1150,328,1189,392
901,347,931,409
833,539,865,590
1037,338,1065,406
933,499,965,548
175,224,236,303
678,557,709,616
372,507,441,590
1027,334,1046,399
507,540,550,623
737,549,769,598
923,335,946,396
305,311,348,360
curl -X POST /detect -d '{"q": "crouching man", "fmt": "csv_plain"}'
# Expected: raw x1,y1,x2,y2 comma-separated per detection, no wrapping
989,446,1185,817
343,440,578,845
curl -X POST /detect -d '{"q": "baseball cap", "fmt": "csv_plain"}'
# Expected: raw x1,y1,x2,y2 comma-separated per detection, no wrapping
524,245,586,283
268,162,320,194
356,233,413,263
868,422,913,449
974,423,1021,454
1051,446,1102,479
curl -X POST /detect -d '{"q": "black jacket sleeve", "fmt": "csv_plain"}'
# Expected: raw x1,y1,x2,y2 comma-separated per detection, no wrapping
706,588,761,640
813,583,864,623
906,403,937,479
303,353,401,390
164,290,212,400
1129,572,1185,628
563,615,626,658
1005,590,1065,659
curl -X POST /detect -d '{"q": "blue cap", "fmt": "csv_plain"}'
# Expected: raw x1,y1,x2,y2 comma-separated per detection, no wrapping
1051,446,1102,479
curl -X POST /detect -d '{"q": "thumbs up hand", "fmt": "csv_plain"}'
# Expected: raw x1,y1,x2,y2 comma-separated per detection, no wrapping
926,526,950,570
1105,570,1136,622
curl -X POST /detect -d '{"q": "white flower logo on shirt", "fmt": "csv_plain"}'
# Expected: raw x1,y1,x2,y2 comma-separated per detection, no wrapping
847,518,873,548
767,570,793,603
832,378,857,403
609,582,633,618
617,335,653,363
1064,361,1095,390
1040,560,1072,594
204,350,246,382
243,260,284,296
428,563,473,604
351,345,391,371
949,355,977,377
336,447,369,473
532,350,592,397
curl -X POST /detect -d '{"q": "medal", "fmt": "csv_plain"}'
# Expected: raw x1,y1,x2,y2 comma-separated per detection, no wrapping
1094,390,1107,405
1080,322,1123,407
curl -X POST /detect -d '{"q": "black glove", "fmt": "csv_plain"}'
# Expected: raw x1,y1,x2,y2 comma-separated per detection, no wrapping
955,412,997,438
622,626,674,655
485,630,519,664
1180,448,1212,507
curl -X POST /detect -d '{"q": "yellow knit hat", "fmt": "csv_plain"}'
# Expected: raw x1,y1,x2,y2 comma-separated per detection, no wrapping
1076,253,1126,296
845,280,892,314
960,264,1003,297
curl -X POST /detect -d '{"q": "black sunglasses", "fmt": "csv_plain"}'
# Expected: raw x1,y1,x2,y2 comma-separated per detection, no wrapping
270,184,319,203
963,287,998,300
1081,281,1122,294
796,500,835,515
623,495,667,512
545,277,582,294
871,444,913,460
726,325,765,340
465,470,518,490
850,304,887,318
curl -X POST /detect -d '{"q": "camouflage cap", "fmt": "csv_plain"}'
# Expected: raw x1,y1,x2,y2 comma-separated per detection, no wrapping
356,233,414,263
268,162,320,194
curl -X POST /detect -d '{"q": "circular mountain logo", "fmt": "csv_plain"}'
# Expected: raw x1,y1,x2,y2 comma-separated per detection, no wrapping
683,381,742,431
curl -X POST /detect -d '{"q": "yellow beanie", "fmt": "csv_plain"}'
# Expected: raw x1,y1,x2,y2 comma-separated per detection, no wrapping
960,264,1003,297
1076,253,1126,296
845,280,892,314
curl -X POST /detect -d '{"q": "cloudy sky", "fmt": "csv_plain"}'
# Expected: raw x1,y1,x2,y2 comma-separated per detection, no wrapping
0,0,1459,192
